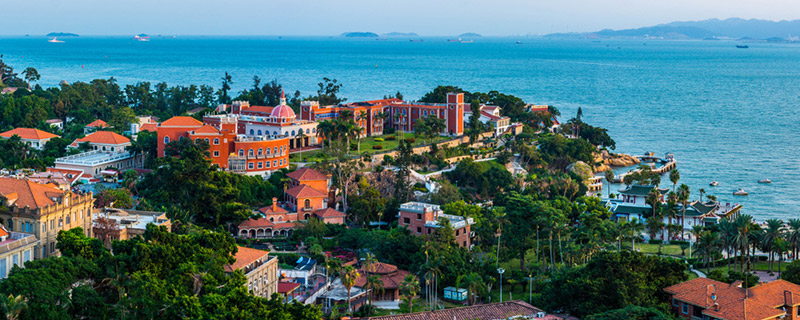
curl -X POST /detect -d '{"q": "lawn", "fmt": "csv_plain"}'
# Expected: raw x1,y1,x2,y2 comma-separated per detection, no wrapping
705,260,788,275
638,243,688,257
289,133,451,163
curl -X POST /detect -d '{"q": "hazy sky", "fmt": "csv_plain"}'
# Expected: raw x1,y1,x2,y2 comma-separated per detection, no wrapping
4,0,800,36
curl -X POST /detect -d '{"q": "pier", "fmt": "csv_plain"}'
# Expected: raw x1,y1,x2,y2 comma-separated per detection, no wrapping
610,152,677,183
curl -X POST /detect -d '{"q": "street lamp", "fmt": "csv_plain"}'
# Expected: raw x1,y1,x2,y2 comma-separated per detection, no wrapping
497,268,505,303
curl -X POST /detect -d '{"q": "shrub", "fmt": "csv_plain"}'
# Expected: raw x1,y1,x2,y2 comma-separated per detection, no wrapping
372,145,383,150
385,135,396,141
374,137,384,142
404,138,416,143
350,143,357,151
384,127,396,134
648,239,663,245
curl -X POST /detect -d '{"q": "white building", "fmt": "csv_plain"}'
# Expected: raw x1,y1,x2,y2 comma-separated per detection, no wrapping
0,128,60,150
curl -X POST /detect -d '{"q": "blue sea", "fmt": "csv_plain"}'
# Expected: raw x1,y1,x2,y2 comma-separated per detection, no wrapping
2,35,799,221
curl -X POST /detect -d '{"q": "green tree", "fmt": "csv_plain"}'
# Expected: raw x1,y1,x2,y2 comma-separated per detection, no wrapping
585,305,678,320
340,265,360,314
399,274,420,312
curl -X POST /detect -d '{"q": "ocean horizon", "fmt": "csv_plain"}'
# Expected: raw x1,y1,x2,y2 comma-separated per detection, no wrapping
2,35,799,221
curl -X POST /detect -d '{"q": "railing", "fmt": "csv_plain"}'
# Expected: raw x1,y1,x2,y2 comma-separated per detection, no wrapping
55,151,134,166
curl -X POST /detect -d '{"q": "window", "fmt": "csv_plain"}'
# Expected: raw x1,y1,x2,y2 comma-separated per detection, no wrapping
306,128,310,134
0,258,6,278
258,130,262,135
248,149,254,157
213,151,219,157
66,215,71,224
672,299,679,307
417,213,422,220
682,303,688,314
455,229,459,236
214,138,219,145
12,255,18,267
204,138,209,144
273,160,277,167
304,199,311,208
250,129,255,135
50,242,55,253
273,131,278,135
23,250,30,263
403,217,410,224
239,149,244,157
258,148,263,156
266,161,271,168
248,162,254,169
416,227,421,234
164,136,170,144
291,130,295,136
257,162,263,169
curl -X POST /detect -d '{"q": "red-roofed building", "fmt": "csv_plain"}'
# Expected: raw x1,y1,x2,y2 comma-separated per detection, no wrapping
351,262,412,302
278,282,302,301
0,128,60,150
664,277,800,320
464,104,512,136
69,131,131,152
237,167,344,239
0,177,94,259
224,246,278,298
355,300,562,320
84,119,110,134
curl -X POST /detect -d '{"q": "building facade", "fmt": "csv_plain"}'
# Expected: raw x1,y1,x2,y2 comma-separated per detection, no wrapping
665,278,800,320
0,128,60,150
93,208,171,246
397,202,475,248
0,225,39,279
225,246,279,298
0,177,94,259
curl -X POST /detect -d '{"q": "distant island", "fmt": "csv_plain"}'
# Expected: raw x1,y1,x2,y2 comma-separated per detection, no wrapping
546,18,800,42
459,32,482,37
46,32,79,37
383,32,419,37
342,32,379,38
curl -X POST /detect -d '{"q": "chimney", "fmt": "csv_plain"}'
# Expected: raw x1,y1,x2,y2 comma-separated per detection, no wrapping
272,197,278,211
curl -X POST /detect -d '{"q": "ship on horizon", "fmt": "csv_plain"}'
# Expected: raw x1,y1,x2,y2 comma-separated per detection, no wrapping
134,34,150,42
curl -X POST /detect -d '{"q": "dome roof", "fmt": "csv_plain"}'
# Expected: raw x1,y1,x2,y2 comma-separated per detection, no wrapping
270,104,296,119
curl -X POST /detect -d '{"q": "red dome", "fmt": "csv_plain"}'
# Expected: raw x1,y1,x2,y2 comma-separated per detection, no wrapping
270,104,296,119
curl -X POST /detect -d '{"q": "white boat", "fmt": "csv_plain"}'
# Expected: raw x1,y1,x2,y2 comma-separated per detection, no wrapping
134,34,150,41
709,181,719,186
47,37,64,43
733,188,748,196
758,179,772,184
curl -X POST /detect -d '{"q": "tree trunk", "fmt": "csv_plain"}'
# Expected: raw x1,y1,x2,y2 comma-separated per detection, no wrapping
549,231,555,273
558,230,564,266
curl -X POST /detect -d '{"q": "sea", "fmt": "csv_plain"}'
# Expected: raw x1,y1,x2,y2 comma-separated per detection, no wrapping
1,35,799,221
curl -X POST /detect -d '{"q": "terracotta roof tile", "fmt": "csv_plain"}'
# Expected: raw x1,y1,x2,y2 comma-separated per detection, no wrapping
358,300,550,320
258,205,289,214
278,282,301,293
666,278,800,320
238,218,275,228
159,116,203,127
0,128,59,140
86,119,109,128
70,131,130,146
138,123,158,132
0,224,8,238
313,208,345,218
285,184,326,198
0,177,65,209
286,168,329,182
192,125,221,135
224,246,270,273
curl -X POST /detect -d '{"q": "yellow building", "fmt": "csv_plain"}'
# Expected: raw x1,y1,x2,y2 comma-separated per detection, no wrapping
0,177,94,259
224,246,278,298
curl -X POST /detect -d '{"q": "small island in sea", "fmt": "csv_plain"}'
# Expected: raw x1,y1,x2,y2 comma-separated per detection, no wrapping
46,32,79,37
341,32,379,37
459,32,482,37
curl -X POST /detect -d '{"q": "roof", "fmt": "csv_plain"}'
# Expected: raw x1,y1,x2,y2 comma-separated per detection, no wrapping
241,106,274,114
0,224,8,238
71,131,130,146
480,110,508,121
0,128,59,140
138,123,158,132
619,185,668,196
192,125,221,135
224,246,270,273
46,119,63,124
285,184,326,198
238,217,275,228
610,203,650,216
691,200,719,215
86,119,109,128
313,208,345,218
665,278,800,320
270,104,296,119
258,205,289,215
0,177,65,209
159,116,203,127
186,107,207,114
359,300,554,320
286,167,329,182
45,168,85,185
278,282,301,294
354,262,409,290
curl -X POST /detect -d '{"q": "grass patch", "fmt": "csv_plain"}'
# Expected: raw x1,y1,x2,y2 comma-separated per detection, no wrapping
638,243,686,257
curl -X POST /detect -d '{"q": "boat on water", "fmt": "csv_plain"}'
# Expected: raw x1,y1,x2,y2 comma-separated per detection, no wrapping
409,39,423,42
515,41,523,44
709,181,719,186
758,178,772,184
447,38,461,42
736,45,749,49
134,34,150,41
733,188,748,196
47,37,64,43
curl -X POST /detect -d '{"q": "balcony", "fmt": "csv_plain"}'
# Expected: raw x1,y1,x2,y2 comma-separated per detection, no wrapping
301,207,314,212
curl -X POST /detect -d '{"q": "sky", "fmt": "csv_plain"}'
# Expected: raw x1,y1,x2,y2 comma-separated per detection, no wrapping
3,0,800,36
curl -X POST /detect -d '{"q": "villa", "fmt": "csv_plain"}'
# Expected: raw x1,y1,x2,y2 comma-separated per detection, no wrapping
84,119,110,134
397,201,475,248
665,278,800,320
55,131,140,178
224,246,279,298
0,128,60,150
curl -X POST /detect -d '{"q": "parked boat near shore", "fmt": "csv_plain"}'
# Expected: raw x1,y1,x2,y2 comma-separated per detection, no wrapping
733,188,748,196
758,179,772,184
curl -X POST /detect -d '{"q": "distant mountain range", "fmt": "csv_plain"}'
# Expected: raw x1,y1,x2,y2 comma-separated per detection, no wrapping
341,32,379,38
547,18,800,41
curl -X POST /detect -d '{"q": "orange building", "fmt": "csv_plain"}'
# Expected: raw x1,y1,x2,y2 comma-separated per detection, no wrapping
665,278,800,320
156,116,290,176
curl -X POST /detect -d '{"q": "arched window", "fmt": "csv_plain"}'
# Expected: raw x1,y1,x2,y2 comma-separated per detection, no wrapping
273,131,278,135
312,128,316,133
195,138,201,144
250,129,255,135
257,148,263,156
273,147,277,154
306,128,310,134
248,149,254,156
291,130,295,136
266,148,271,155
164,136,170,144
258,130,262,135
238,149,244,157
213,138,219,145
204,138,209,144
304,199,311,208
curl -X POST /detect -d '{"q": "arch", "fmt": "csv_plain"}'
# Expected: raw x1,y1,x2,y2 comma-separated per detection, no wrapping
269,217,274,222
213,138,219,145
257,148,263,156
164,136,170,144
273,131,278,135
250,129,255,135
291,130,295,136
258,130,262,135
195,138,201,144
256,229,264,237
264,228,273,237
304,213,310,220
238,149,244,157
204,138,210,144
240,229,248,236
248,149,254,157
304,199,311,208
249,230,256,238
312,128,316,133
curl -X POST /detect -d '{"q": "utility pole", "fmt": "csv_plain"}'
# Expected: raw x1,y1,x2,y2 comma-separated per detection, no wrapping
496,227,502,269
497,268,505,303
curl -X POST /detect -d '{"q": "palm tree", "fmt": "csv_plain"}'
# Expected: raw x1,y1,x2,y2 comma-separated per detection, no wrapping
669,169,680,193
604,170,614,198
645,188,660,219
677,184,690,241
457,272,486,305
786,219,800,260
627,217,645,251
696,230,720,274
399,275,420,312
316,120,335,150
761,219,783,272
365,275,384,315
698,188,706,202
355,111,368,153
719,219,738,272
2,294,26,320
340,265,360,314
734,214,755,272
776,238,788,278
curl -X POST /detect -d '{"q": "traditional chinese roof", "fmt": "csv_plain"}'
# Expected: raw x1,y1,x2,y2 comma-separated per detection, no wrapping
286,167,328,182
359,300,553,320
45,168,85,185
0,177,65,209
0,128,59,140
285,184,326,198
224,246,270,273
313,208,345,218
86,119,110,128
664,278,800,320
619,185,668,197
609,203,650,216
70,131,130,146
159,116,203,127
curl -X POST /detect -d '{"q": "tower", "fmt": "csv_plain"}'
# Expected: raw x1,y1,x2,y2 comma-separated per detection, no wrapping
446,93,464,135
